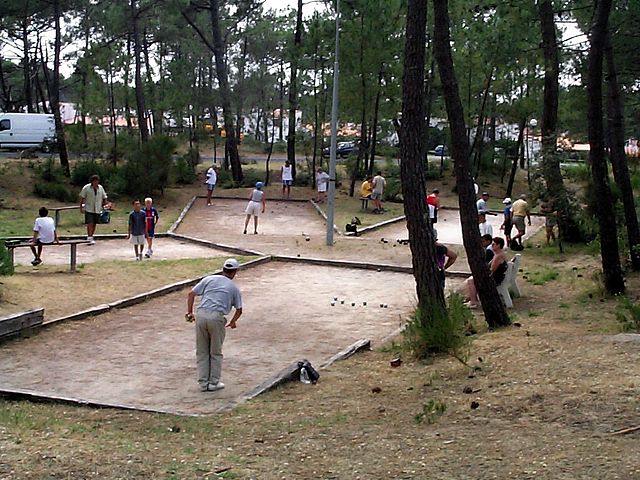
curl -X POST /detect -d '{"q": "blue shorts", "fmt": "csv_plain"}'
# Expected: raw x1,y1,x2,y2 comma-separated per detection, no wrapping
207,184,216,192
282,180,293,186
147,227,155,238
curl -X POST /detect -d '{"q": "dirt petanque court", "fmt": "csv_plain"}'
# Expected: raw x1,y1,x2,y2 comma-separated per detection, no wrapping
0,262,455,415
1,196,528,416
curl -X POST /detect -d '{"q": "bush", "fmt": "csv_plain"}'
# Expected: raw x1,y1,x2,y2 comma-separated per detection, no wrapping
33,182,77,203
173,155,197,185
403,293,473,361
71,160,119,188
0,241,14,276
616,297,640,332
34,158,67,184
120,136,175,197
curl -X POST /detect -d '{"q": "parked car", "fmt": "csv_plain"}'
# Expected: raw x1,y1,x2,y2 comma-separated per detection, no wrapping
433,144,448,156
322,141,358,158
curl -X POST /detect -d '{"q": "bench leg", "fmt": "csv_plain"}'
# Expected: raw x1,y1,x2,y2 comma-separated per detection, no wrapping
8,247,15,269
70,244,77,272
361,199,368,210
55,210,60,227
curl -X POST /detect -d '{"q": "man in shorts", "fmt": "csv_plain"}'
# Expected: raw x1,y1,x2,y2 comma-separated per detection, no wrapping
281,160,294,199
205,164,217,206
127,200,148,261
316,168,330,203
186,258,243,392
511,194,531,249
371,171,386,213
29,206,60,266
79,174,109,245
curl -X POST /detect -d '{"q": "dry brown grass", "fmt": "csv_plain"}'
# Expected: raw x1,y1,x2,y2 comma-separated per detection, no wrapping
0,257,253,320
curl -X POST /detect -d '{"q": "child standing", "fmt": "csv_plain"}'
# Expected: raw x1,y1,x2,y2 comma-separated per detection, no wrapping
243,182,266,234
29,206,60,266
143,197,159,258
127,200,147,261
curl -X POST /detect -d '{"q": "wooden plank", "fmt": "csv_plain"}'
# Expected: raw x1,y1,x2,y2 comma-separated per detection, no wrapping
0,308,44,340
320,339,371,368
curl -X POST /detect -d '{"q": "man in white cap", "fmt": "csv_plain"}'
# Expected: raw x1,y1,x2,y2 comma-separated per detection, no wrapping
500,197,513,245
186,258,243,392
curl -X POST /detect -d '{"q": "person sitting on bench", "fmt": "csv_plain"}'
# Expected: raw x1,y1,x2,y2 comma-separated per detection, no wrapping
29,206,60,266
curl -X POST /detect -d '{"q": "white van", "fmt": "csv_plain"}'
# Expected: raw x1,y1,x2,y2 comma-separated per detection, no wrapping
0,113,56,150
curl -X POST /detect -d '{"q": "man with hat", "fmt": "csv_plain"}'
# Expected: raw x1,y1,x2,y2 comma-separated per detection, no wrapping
511,194,531,249
186,258,243,392
500,197,513,245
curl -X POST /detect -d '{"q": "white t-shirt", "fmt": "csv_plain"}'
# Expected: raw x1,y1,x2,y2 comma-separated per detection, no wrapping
372,175,386,194
206,167,217,186
476,198,488,213
34,217,56,243
317,172,330,192
479,222,493,237
282,165,293,182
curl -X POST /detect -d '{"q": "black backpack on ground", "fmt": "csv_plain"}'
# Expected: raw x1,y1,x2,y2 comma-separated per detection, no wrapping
298,360,320,384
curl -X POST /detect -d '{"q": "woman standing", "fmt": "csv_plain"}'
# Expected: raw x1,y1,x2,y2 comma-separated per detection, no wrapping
243,182,266,235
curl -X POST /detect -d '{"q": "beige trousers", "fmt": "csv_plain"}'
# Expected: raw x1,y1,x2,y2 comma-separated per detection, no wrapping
195,309,226,388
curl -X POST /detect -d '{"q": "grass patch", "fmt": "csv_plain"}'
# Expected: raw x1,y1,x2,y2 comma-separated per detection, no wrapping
0,256,255,319
616,296,640,332
525,268,559,285
414,399,447,424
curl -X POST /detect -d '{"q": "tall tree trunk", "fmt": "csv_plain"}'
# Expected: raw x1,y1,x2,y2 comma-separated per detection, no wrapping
351,14,367,198
287,0,303,179
210,0,242,182
235,36,248,142
109,65,118,165
130,0,149,143
538,0,581,242
0,53,12,111
124,35,133,133
142,26,157,136
506,116,526,197
369,70,383,175
35,70,49,114
51,0,70,176
470,68,493,176
278,57,284,142
605,32,640,270
433,0,509,328
22,14,33,113
400,0,447,322
423,55,436,167
586,0,624,295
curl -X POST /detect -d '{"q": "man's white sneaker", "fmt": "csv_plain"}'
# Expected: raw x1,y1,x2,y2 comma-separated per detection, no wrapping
144,251,151,258
87,237,95,245
207,382,225,392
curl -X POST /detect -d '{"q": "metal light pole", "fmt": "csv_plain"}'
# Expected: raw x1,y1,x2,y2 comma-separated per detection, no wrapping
326,0,340,246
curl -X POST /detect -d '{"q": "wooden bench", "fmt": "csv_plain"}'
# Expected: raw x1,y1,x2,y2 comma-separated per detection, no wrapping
50,205,79,227
360,197,370,210
0,308,44,342
4,239,90,272
497,254,522,308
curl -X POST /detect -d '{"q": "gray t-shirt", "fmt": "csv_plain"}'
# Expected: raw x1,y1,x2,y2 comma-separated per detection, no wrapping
192,274,242,314
250,189,264,202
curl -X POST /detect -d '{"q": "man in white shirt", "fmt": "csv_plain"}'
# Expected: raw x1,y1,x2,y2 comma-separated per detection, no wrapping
371,171,386,213
281,160,293,199
29,206,60,266
478,212,493,237
79,174,109,244
205,164,217,206
316,168,330,203
476,191,490,213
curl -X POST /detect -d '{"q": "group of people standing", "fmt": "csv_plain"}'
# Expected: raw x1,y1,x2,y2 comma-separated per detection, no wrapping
28,174,159,265
359,172,387,213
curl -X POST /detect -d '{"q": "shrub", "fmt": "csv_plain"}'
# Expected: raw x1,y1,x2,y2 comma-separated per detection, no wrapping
403,293,473,361
33,182,77,203
0,241,14,276
616,297,640,332
34,158,66,183
71,160,118,188
173,156,197,184
120,136,175,197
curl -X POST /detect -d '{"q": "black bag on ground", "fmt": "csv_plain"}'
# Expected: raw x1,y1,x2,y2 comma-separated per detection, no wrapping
298,360,320,384
345,223,358,234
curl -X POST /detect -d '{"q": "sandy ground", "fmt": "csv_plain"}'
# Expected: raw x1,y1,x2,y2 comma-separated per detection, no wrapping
176,198,544,269
371,207,546,245
11,236,232,267
0,262,464,415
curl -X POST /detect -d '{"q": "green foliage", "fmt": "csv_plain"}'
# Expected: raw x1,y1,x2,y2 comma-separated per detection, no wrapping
172,153,197,185
563,163,590,182
33,182,77,203
616,297,640,332
32,159,77,202
71,160,118,188
120,136,175,197
0,241,14,276
525,268,559,286
403,293,473,361
414,399,447,425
